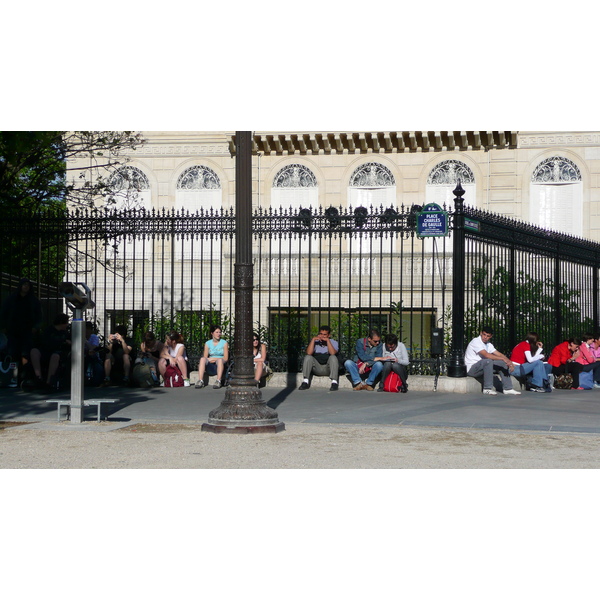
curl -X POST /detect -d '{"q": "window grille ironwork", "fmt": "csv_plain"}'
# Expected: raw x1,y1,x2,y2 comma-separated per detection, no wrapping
108,166,150,191
427,160,474,185
349,162,395,188
177,165,221,190
272,164,317,188
531,156,581,183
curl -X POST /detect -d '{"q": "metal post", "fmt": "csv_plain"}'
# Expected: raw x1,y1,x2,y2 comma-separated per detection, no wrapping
70,308,85,423
447,181,467,377
202,131,284,434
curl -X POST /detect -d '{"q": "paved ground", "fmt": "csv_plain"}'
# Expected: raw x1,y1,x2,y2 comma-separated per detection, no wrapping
2,382,600,468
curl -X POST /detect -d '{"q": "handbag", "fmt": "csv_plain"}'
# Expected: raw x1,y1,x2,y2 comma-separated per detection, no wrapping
554,373,573,389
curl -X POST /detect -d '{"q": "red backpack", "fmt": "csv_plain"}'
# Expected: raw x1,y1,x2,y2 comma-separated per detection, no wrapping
163,365,184,387
383,371,402,393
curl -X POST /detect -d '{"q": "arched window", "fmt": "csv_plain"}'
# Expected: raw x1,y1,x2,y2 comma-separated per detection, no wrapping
175,166,222,259
271,164,318,256
271,164,318,210
108,166,151,210
530,156,582,236
348,162,396,208
106,166,151,259
426,159,475,206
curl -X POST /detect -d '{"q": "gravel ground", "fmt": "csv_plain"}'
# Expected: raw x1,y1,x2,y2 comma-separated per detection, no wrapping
2,421,600,468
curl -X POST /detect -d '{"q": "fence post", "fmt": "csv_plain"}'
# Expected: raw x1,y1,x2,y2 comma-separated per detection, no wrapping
447,181,467,377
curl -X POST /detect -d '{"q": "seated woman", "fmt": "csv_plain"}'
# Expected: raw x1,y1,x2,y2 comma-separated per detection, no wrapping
547,338,583,389
510,332,552,392
253,332,268,384
195,324,229,389
138,331,163,385
575,333,600,388
30,313,71,391
158,330,189,386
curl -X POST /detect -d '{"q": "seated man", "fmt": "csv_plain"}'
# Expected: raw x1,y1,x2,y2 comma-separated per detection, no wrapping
298,325,340,392
465,326,521,395
344,328,384,391
377,333,409,393
100,325,133,386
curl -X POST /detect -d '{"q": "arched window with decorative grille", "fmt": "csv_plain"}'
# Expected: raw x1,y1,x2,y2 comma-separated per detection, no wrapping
348,162,396,209
271,164,318,210
106,166,151,259
529,156,582,236
108,166,151,210
426,160,475,206
271,164,318,256
176,165,222,259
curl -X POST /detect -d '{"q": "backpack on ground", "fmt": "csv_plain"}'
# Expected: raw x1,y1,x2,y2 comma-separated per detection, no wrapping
579,369,594,390
383,371,402,393
163,364,184,387
132,360,155,388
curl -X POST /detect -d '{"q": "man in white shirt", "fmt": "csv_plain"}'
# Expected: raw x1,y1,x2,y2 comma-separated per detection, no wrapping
464,327,521,396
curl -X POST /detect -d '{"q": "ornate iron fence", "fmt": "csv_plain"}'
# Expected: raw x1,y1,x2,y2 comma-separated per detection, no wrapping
1,197,600,375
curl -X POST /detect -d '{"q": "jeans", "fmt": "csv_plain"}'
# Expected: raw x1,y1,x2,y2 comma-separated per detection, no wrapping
344,359,383,386
513,360,549,388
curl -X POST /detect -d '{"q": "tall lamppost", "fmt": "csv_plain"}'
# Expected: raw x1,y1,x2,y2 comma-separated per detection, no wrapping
202,131,284,433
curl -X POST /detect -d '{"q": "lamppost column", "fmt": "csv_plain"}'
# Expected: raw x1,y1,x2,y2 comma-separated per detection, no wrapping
202,131,284,433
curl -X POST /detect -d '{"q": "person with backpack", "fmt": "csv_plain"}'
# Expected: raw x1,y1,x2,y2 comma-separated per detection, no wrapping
377,333,409,393
158,330,190,387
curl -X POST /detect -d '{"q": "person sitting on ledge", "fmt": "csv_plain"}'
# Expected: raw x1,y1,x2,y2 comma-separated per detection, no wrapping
377,333,409,393
344,328,384,391
298,325,340,392
464,326,521,396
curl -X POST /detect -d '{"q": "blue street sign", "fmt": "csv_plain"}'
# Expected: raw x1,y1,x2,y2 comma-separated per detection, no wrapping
416,203,449,237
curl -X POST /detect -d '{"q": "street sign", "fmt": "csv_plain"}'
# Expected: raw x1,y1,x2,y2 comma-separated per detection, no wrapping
416,203,449,238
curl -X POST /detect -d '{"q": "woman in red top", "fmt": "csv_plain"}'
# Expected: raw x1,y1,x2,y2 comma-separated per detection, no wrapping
510,332,552,391
547,338,583,389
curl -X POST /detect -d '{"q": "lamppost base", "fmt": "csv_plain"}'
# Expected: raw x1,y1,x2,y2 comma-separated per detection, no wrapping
202,383,285,434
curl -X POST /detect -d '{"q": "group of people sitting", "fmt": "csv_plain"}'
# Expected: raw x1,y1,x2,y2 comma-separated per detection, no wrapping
298,326,409,392
465,326,600,394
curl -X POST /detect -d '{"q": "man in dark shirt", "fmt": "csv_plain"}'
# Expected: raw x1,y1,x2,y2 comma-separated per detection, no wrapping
298,325,340,392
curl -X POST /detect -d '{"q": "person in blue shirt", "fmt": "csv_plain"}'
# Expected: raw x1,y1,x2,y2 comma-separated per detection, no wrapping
196,324,229,389
344,329,384,391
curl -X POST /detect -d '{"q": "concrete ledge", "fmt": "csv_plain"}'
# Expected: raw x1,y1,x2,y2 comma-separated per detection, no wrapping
189,371,524,393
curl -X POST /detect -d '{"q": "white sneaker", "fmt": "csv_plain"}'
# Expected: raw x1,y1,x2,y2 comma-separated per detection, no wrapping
503,389,521,395
183,379,190,387
483,388,497,395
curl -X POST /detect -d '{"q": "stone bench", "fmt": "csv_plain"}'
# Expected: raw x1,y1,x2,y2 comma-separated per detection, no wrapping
188,371,524,393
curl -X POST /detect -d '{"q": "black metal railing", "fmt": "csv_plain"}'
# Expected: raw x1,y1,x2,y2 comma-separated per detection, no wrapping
1,199,600,375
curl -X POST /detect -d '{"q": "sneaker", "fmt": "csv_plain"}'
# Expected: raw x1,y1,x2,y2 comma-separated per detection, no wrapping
298,381,310,390
572,387,585,390
363,385,374,391
503,389,521,395
376,387,385,392
593,383,600,389
99,378,110,388
531,386,546,393
8,378,17,388
195,380,205,389
183,379,190,387
483,388,497,395
329,382,338,392
122,376,130,385
213,380,222,389
353,383,365,391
